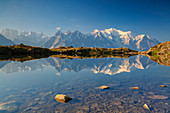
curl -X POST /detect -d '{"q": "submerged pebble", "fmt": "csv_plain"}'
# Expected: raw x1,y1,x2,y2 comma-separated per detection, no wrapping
99,85,110,89
131,87,139,90
158,85,167,87
143,104,150,110
55,94,72,103
148,95,168,99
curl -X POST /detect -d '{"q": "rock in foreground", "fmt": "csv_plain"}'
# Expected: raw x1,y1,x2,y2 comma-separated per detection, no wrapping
55,94,72,103
143,104,150,110
131,87,139,90
158,85,167,88
100,85,110,89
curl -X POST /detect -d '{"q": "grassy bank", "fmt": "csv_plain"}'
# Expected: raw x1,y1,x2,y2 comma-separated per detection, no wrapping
0,44,138,62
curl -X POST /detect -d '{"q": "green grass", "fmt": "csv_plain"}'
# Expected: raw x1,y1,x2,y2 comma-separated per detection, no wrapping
165,58,169,61
152,54,159,58
151,50,160,54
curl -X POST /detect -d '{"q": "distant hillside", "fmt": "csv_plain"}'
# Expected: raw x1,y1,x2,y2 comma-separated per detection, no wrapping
0,34,14,46
145,41,170,66
0,44,51,62
147,41,170,55
0,44,138,62
0,43,50,54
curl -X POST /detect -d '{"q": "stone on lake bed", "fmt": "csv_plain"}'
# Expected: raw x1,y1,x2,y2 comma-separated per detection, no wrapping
143,104,150,110
158,85,167,87
55,94,72,103
99,85,110,89
131,87,139,90
148,95,168,99
0,101,18,111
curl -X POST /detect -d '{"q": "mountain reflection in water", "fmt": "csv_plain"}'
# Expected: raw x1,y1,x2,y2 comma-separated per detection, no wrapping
0,55,156,75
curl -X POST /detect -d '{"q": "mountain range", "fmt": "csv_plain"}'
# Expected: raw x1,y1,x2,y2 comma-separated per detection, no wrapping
0,28,159,51
1,28,49,47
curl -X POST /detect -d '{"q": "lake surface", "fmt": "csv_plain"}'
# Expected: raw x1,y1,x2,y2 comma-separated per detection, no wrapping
0,55,169,113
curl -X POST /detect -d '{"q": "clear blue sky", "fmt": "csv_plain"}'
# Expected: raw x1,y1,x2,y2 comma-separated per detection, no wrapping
0,0,170,42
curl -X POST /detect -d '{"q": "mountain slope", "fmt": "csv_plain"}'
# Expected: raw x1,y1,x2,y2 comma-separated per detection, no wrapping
0,34,14,46
146,41,170,66
134,35,160,51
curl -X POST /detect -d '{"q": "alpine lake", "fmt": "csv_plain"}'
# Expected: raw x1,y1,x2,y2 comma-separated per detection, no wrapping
0,55,169,113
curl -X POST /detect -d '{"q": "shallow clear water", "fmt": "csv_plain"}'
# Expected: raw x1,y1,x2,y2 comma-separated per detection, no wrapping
0,55,169,113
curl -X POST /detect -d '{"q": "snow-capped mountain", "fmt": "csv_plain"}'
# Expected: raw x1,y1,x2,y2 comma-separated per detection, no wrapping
0,34,14,46
1,28,49,47
45,28,159,51
1,28,159,50
134,34,160,50
1,28,18,41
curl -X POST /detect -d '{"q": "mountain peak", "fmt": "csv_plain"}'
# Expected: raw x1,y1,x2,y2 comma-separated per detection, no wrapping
104,28,132,36
92,29,100,34
55,30,62,36
135,34,151,41
64,30,72,34
91,28,132,37
135,34,159,50
74,30,81,34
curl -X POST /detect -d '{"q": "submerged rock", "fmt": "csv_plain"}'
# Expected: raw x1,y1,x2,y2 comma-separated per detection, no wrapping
148,95,168,99
55,94,72,103
158,85,167,87
99,85,110,89
131,87,139,90
0,101,18,111
143,104,150,110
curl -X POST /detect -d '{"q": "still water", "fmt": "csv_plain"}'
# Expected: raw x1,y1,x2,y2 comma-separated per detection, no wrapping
0,55,169,113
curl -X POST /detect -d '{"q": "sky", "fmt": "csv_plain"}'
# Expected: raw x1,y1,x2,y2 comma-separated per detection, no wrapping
0,0,170,42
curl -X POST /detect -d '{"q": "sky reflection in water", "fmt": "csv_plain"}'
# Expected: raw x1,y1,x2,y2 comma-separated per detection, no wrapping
0,55,169,113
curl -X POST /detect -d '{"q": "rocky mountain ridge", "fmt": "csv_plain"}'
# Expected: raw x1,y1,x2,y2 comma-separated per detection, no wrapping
1,28,49,47
45,28,159,51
